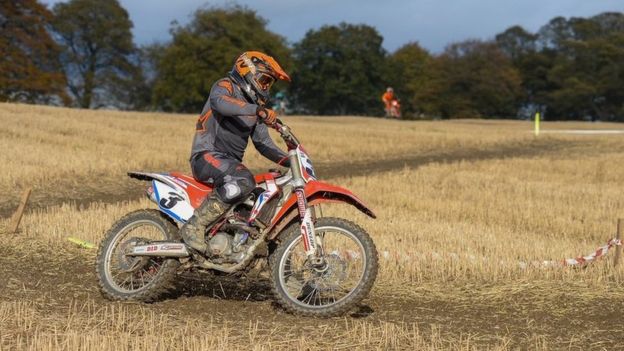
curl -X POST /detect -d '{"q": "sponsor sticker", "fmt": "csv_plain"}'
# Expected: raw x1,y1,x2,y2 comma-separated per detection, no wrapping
160,244,184,251
295,190,306,218
305,221,315,249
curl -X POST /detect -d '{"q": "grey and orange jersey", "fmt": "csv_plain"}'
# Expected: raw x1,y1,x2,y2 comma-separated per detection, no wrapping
190,78,289,167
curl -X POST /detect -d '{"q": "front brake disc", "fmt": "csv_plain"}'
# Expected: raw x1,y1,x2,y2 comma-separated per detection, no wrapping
309,254,347,291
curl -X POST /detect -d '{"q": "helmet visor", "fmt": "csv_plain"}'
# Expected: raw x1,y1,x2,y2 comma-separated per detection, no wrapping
256,73,276,90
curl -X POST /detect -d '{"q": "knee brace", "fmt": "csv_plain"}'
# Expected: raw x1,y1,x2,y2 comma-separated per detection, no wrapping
216,173,255,204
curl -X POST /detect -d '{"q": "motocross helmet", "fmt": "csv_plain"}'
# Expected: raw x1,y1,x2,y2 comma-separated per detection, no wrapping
229,51,290,106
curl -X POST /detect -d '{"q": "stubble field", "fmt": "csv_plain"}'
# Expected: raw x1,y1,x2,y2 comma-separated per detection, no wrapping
1,103,624,350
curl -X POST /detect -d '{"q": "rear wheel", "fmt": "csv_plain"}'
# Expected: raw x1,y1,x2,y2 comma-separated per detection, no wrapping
269,217,378,317
96,209,181,302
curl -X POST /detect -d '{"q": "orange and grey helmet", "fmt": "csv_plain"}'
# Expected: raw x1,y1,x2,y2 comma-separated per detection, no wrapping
229,51,290,106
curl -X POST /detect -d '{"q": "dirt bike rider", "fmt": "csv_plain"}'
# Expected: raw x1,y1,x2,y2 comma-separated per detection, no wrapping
381,87,396,117
180,51,291,254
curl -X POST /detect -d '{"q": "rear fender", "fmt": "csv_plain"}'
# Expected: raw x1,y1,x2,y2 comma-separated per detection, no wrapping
267,180,376,240
128,172,184,191
128,172,194,222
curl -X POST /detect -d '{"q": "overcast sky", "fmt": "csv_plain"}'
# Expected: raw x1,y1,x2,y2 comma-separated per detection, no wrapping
42,0,623,53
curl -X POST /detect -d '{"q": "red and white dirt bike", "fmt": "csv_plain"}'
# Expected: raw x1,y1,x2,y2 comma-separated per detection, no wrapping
387,99,401,119
96,119,378,316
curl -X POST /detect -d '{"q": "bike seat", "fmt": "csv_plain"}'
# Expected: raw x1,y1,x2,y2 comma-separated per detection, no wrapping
169,172,213,190
169,172,214,208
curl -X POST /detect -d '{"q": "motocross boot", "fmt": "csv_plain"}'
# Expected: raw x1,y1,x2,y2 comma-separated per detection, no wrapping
179,193,230,253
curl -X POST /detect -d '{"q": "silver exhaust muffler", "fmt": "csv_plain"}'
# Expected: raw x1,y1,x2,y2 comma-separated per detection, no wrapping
130,242,190,257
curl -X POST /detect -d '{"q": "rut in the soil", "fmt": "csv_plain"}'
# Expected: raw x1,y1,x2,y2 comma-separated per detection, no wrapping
0,138,583,219
314,137,581,179
2,239,623,349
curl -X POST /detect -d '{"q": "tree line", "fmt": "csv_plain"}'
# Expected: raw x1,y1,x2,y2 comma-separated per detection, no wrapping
1,0,623,120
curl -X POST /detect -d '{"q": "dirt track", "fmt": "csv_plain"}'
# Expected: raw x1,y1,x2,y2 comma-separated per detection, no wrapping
1,238,623,349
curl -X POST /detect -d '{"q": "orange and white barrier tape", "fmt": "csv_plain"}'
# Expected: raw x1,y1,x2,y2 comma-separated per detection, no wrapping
525,237,622,269
334,238,622,269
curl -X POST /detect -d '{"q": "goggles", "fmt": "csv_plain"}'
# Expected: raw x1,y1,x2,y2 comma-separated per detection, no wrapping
256,72,276,90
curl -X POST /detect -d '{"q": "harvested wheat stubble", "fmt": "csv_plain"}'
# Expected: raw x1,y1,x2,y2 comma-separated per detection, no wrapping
7,102,622,216
2,103,624,349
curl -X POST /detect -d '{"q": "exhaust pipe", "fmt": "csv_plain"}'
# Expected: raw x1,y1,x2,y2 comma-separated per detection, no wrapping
130,242,190,257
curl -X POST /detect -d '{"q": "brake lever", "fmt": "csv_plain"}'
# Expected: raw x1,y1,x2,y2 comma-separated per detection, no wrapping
271,118,298,149
271,118,285,132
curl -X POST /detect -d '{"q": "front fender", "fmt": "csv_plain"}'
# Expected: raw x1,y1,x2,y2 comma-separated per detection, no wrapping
267,180,375,240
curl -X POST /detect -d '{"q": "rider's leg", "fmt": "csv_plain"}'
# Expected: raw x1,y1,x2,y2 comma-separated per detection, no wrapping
180,153,256,253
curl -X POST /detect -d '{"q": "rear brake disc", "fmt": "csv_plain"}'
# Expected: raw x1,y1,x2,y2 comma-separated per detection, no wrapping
117,237,150,272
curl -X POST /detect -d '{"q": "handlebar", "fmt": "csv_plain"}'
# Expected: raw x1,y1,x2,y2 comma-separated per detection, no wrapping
270,118,300,150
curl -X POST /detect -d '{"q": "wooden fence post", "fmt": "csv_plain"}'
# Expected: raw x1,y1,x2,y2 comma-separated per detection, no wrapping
9,188,32,234
614,218,623,267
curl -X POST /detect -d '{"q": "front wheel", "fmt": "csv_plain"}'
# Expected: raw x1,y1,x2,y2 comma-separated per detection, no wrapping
269,217,378,317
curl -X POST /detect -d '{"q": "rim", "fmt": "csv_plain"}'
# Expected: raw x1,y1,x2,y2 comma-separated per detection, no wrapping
278,225,367,309
103,219,169,294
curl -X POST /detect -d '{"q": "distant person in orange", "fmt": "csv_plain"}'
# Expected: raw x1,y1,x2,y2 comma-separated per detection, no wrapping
381,87,400,118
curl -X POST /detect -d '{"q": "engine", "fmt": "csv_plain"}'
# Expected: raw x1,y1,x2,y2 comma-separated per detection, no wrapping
207,230,250,263
204,194,267,264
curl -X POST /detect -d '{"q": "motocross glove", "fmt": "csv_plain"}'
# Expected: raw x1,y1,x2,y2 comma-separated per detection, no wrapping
256,106,277,125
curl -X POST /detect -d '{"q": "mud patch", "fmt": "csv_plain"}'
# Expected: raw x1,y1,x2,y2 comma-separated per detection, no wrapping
1,238,622,349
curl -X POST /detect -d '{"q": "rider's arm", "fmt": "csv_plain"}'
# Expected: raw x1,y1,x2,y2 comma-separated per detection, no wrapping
251,123,291,167
209,79,257,116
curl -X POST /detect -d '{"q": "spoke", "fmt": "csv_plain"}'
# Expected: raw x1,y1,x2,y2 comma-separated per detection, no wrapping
301,288,313,304
149,259,162,269
330,284,338,304
141,268,156,281
301,282,318,305
307,286,319,305
282,267,307,279
139,271,146,287
315,285,323,306
119,274,131,288
112,271,126,281
297,280,311,299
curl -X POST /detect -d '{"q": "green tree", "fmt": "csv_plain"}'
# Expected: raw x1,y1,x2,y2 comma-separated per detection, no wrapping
0,0,67,103
538,13,624,120
495,25,537,61
290,23,386,115
418,40,521,118
152,6,290,112
386,42,432,118
495,25,555,116
52,0,138,108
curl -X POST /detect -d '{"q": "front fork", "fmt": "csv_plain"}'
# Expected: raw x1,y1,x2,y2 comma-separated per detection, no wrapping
294,188,318,257
289,149,321,259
